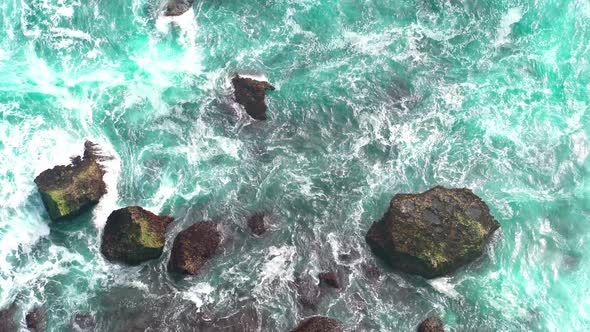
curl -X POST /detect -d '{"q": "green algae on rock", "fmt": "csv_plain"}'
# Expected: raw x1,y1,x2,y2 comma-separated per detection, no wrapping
289,316,343,332
101,206,174,265
168,221,222,275
34,141,107,221
366,186,500,278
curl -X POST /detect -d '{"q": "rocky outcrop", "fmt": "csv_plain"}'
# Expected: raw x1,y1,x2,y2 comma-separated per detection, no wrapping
168,221,222,275
290,316,343,332
101,207,174,265
318,271,341,289
417,317,444,332
366,186,500,278
247,213,270,235
26,307,44,331
163,0,194,16
34,141,107,221
232,75,275,120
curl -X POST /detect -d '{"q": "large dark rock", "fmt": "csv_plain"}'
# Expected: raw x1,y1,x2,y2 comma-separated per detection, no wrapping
366,186,500,278
168,221,222,275
163,0,194,16
101,206,174,265
417,317,444,332
247,213,270,236
26,307,44,331
0,301,18,332
34,141,107,221
232,75,275,120
290,316,343,332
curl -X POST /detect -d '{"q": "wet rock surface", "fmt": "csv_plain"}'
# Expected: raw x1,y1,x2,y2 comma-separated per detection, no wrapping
417,317,445,332
26,307,44,331
168,221,222,275
366,186,500,278
163,0,194,16
0,301,18,332
34,141,107,221
247,213,270,235
232,75,275,120
289,316,343,332
101,206,174,265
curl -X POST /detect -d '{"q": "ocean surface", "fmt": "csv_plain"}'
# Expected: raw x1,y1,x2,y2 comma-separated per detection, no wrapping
0,0,589,330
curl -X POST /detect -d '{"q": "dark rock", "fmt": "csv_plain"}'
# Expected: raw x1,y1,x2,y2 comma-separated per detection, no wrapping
72,313,96,331
0,301,18,332
101,206,174,265
247,213,270,236
318,271,341,289
163,0,194,16
290,316,343,332
366,186,500,278
26,307,44,331
168,221,222,275
417,317,444,332
232,75,275,120
34,141,107,221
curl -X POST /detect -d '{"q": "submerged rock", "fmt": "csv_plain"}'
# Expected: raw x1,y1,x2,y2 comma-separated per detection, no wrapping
247,213,270,235
26,307,44,331
290,316,343,332
0,301,18,332
168,221,222,275
232,75,275,120
101,206,174,265
163,0,194,16
366,186,500,278
34,141,107,221
72,313,96,331
318,271,341,289
417,317,444,332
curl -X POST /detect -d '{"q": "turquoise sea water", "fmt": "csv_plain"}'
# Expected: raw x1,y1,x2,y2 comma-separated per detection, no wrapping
0,0,589,330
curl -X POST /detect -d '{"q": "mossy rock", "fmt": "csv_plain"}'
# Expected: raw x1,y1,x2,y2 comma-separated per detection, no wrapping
168,221,222,275
289,316,343,332
366,186,500,278
34,141,107,221
101,206,174,265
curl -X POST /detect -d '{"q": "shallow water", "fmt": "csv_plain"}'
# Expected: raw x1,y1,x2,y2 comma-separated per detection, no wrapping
0,0,589,330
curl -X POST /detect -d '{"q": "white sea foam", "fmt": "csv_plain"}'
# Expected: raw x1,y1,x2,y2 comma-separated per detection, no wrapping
495,7,523,46
254,246,296,297
181,282,215,308
91,139,121,229
428,277,461,299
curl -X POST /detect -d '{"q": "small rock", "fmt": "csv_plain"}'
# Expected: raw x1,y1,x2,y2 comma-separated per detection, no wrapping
247,213,270,235
318,271,341,289
101,206,174,265
417,317,444,332
163,0,194,16
26,307,44,331
366,186,500,278
34,141,107,221
232,75,275,120
290,316,343,332
168,221,222,275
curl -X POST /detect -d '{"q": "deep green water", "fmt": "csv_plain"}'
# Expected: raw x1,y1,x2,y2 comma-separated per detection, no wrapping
0,0,589,330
